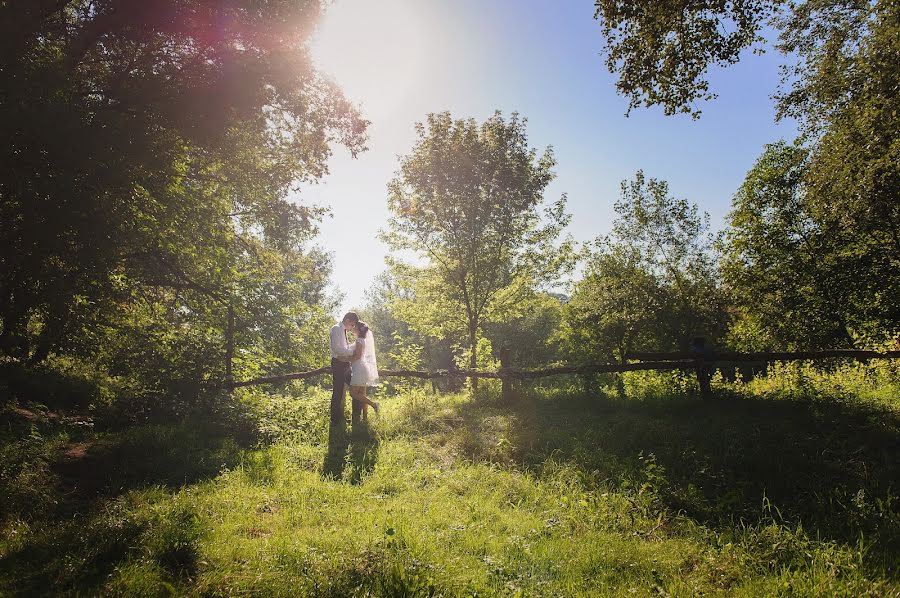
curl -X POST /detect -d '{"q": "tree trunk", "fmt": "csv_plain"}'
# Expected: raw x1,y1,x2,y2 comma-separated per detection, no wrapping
469,323,478,390
692,337,713,400
612,349,626,399
0,307,29,360
499,346,513,402
225,301,235,390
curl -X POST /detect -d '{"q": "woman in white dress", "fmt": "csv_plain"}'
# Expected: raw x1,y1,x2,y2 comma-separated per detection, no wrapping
349,321,380,418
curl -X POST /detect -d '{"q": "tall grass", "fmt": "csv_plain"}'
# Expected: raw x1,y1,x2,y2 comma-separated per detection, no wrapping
1,360,898,595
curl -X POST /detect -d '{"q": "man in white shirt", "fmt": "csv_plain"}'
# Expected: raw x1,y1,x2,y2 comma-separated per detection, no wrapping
330,311,359,426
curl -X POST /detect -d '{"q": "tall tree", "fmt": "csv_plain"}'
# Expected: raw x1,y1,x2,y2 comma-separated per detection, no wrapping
594,0,900,347
777,0,900,272
721,142,899,349
383,111,573,376
611,171,726,349
563,241,666,365
561,173,725,396
563,172,725,373
0,1,367,375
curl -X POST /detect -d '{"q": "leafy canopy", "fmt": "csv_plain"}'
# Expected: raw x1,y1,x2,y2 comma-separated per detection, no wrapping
382,111,573,369
0,1,367,398
564,171,726,364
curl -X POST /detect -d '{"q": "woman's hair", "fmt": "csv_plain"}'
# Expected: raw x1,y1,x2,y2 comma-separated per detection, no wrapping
356,321,369,338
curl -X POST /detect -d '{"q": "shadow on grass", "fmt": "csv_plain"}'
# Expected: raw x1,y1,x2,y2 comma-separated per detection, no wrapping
0,514,145,596
520,388,898,526
322,420,380,484
0,413,246,596
394,383,900,569
63,423,243,500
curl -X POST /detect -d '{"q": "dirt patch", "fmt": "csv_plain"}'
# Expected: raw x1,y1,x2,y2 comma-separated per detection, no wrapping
9,407,61,422
11,406,40,421
61,442,92,460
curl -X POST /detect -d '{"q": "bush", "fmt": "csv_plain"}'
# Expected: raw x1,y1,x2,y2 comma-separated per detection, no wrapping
0,360,100,411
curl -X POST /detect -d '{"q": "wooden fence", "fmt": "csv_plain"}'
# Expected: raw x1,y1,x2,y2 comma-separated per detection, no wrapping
225,341,900,401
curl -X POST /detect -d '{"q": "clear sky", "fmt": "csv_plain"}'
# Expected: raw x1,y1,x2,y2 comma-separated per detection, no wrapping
298,0,796,318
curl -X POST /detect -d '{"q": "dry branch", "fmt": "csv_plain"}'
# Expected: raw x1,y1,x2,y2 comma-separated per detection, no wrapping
227,367,331,388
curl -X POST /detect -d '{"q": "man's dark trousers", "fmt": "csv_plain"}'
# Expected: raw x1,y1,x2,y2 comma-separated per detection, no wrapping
330,358,363,425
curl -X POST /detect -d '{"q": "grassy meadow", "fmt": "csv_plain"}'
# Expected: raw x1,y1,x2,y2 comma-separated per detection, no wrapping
1,362,899,596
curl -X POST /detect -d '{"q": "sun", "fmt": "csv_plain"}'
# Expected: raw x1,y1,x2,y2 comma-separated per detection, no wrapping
310,0,432,114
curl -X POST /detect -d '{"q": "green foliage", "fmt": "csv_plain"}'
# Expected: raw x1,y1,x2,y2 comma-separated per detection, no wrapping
483,292,566,368
776,1,900,343
734,358,900,407
0,359,101,411
593,0,776,117
722,141,840,349
0,0,366,408
563,241,666,365
383,111,575,372
594,1,900,348
236,385,332,445
452,336,499,371
563,171,726,368
389,334,424,372
612,172,725,347
384,332,427,395
722,141,898,349
362,270,454,374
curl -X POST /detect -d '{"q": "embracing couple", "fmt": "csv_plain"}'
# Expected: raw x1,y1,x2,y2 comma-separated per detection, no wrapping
329,311,380,426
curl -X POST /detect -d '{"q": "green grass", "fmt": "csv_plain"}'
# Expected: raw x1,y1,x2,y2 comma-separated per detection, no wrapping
1,362,899,596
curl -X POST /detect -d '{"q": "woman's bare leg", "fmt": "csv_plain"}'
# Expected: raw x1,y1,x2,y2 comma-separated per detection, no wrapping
363,387,380,415
350,386,377,409
350,385,380,416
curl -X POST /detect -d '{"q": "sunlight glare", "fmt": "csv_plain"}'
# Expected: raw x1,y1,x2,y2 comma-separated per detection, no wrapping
310,0,432,115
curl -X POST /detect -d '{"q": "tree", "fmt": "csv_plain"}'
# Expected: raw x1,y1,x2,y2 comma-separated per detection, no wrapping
593,0,777,117
611,171,726,349
0,1,367,386
561,173,724,398
562,241,666,365
721,142,899,349
593,0,899,262
383,111,573,378
484,292,566,369
594,0,900,347
777,0,900,279
563,172,725,364
361,270,453,373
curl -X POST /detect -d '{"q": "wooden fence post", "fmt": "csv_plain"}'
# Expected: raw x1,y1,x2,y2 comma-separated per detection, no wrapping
499,347,513,402
692,337,712,400
448,359,462,392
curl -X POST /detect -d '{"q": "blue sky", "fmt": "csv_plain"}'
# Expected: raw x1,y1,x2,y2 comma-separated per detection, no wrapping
297,0,796,317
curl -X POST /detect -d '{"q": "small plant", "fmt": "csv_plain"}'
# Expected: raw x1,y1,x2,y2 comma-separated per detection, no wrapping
389,333,426,397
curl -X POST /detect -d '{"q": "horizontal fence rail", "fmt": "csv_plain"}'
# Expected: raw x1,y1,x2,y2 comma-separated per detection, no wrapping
625,350,900,362
225,348,900,391
226,360,698,389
